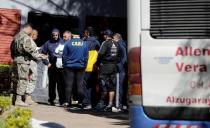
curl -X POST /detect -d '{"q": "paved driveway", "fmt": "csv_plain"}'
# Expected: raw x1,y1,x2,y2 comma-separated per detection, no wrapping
31,104,129,128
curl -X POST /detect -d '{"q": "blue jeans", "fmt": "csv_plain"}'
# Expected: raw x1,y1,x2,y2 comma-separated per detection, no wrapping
118,69,126,108
82,72,92,106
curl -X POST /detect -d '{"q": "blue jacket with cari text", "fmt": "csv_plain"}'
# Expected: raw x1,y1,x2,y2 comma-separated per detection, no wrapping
62,37,88,69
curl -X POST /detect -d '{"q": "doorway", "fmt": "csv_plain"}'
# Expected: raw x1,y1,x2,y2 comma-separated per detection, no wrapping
28,11,79,46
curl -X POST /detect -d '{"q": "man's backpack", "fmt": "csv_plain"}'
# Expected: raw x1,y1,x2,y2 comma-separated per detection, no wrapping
10,40,17,59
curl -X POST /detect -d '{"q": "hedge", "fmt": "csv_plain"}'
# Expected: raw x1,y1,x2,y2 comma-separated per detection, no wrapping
0,96,11,114
6,108,32,128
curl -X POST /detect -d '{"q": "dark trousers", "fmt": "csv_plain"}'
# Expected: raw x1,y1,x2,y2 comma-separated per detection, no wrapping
56,68,65,105
48,66,65,104
48,66,57,103
83,71,99,107
82,72,92,106
82,72,99,106
119,69,126,108
64,68,85,105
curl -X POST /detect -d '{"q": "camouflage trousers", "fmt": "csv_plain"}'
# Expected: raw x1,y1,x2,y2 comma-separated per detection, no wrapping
11,62,30,95
26,60,37,94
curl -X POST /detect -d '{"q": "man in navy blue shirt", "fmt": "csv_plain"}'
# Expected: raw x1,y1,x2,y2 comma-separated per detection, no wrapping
41,28,64,105
62,33,88,108
82,27,100,109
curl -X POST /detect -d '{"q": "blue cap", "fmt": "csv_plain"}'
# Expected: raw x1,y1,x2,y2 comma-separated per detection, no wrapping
102,29,113,37
52,28,59,33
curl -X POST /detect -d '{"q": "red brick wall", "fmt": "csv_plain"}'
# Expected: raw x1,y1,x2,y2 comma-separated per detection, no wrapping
0,8,21,64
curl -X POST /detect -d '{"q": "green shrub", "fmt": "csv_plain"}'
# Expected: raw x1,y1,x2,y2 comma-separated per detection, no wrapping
0,118,6,128
0,65,10,73
6,108,32,128
0,64,12,94
0,96,11,114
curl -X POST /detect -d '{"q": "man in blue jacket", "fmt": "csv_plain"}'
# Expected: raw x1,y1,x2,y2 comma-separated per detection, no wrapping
41,28,64,105
62,32,88,108
82,27,100,109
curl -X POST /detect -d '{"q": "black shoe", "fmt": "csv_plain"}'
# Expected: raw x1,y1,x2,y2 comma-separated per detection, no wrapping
95,103,105,110
59,102,65,106
104,106,112,112
48,100,55,106
50,102,55,106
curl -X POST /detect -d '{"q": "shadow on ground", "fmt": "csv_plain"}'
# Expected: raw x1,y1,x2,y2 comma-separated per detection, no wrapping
41,122,65,128
65,106,129,127
35,102,129,127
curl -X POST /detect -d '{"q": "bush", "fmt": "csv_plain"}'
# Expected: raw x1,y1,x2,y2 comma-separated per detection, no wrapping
0,96,32,128
6,108,32,128
0,96,11,114
0,64,11,93
0,65,10,73
0,118,6,128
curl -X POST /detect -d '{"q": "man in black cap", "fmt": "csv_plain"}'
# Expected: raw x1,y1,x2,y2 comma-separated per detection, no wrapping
96,29,121,111
41,28,65,105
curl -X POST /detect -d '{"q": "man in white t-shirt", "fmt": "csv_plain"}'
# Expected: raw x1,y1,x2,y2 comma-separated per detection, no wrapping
55,30,72,106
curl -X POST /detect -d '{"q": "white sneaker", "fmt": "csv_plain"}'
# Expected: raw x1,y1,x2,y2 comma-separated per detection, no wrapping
83,105,92,110
112,107,121,113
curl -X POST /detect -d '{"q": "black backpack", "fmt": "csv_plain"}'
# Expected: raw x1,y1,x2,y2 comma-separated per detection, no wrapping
10,40,16,59
10,39,22,59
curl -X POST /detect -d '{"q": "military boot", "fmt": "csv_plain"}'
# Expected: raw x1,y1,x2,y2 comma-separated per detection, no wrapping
15,95,28,107
25,95,37,105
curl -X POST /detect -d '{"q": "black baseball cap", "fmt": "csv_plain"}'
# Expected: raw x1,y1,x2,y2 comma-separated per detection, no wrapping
102,29,113,37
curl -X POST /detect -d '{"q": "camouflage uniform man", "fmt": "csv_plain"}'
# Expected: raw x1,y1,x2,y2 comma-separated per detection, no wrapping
26,29,40,105
10,24,46,106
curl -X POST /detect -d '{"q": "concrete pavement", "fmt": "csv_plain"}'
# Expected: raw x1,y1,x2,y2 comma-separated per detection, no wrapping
31,104,129,128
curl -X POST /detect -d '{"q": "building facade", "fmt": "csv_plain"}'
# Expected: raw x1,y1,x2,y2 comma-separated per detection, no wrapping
0,0,127,64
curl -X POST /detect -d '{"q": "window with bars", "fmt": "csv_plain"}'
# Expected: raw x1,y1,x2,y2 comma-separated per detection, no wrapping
150,0,210,39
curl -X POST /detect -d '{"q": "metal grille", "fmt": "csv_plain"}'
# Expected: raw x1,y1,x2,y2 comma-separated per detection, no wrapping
150,0,210,39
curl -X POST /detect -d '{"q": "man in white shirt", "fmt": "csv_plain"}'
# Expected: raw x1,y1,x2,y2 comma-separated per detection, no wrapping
55,31,72,68
55,30,72,106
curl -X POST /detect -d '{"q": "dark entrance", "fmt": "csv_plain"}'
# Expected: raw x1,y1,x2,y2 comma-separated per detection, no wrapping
85,16,127,42
27,11,79,46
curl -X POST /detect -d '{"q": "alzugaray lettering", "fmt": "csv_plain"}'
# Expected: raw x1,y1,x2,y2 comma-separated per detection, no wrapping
166,96,210,106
